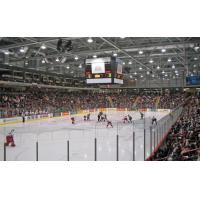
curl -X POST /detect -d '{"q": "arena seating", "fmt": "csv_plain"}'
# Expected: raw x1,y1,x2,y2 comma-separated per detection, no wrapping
150,95,200,161
0,88,186,118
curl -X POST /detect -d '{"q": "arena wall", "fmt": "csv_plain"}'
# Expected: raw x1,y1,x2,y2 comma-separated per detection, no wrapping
0,108,171,126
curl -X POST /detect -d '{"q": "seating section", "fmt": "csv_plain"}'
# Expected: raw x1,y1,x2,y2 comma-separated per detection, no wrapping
150,95,200,161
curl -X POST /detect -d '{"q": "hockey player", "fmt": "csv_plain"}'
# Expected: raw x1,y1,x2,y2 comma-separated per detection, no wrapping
87,113,90,121
140,112,144,120
106,120,113,128
152,116,157,125
123,116,128,123
128,115,133,123
104,114,107,121
5,129,16,147
71,117,75,124
83,115,87,121
100,115,105,122
97,114,101,122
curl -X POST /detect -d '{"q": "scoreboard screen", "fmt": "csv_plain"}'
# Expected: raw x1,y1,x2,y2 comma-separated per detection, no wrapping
186,75,200,85
85,57,123,84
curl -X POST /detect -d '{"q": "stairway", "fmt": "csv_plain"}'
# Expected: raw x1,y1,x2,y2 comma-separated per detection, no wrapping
133,96,141,108
155,96,161,109
107,96,114,107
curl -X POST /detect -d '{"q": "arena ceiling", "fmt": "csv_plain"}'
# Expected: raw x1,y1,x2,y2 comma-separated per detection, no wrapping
0,37,200,81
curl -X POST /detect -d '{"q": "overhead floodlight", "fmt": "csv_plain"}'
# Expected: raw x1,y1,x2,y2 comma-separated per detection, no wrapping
41,44,46,49
157,66,160,69
128,61,132,65
71,71,74,73
149,59,153,63
74,56,79,60
141,75,144,78
42,59,45,63
152,74,155,78
20,47,25,53
162,70,165,74
122,62,125,65
194,44,200,51
134,72,137,75
161,49,166,53
165,74,168,77
172,64,175,69
56,58,59,62
139,50,143,55
79,64,82,68
175,70,178,74
66,66,70,69
139,67,142,70
194,57,198,60
193,64,197,68
147,71,150,75
87,38,93,43
4,51,9,55
93,55,97,58
130,75,133,78
168,58,171,62
113,53,118,57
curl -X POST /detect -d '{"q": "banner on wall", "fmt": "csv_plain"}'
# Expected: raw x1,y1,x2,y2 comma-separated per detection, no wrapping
62,112,70,116
107,108,117,112
98,108,107,112
138,108,147,112
117,108,127,111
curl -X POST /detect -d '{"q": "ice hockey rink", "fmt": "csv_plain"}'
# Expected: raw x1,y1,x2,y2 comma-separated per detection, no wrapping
0,111,168,161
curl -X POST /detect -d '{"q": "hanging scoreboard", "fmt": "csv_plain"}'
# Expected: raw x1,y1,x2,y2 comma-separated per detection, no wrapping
85,57,123,84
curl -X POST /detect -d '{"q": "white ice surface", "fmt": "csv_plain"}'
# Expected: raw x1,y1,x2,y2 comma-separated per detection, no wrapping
0,111,167,161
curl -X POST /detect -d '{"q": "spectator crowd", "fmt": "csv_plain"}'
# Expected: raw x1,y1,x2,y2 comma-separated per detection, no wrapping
0,88,187,118
150,95,200,161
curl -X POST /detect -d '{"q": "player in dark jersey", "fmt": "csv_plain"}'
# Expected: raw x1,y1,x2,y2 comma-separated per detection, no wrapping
71,117,75,124
123,116,128,123
106,120,113,128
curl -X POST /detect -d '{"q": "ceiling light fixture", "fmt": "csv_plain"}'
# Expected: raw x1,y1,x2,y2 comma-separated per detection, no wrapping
87,38,93,43
139,50,143,54
41,44,46,49
74,56,79,60
20,47,25,53
161,49,166,53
